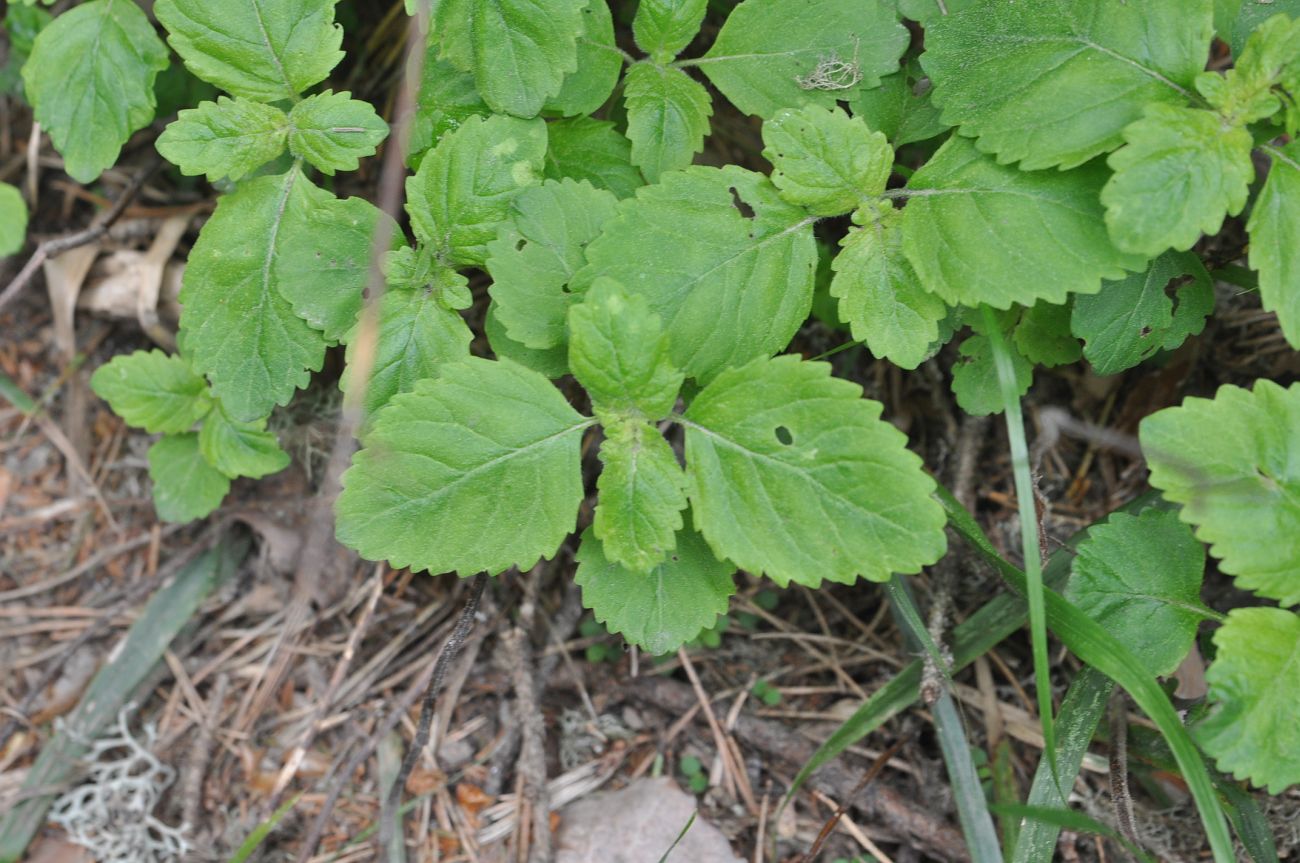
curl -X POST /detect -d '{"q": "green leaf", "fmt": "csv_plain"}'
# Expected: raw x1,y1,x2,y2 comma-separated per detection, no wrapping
485,178,620,350
179,168,327,421
156,97,289,182
0,182,28,257
1072,251,1213,375
901,136,1144,309
950,332,1032,417
341,279,474,421
1013,300,1081,368
275,190,388,342
1247,143,1300,349
405,114,547,267
148,433,230,523
633,0,707,60
682,355,946,587
1065,508,1209,677
1198,15,1300,125
575,524,734,655
336,358,592,575
1141,380,1300,607
408,56,488,167
287,90,388,175
1197,607,1300,793
921,0,1212,170
1224,0,1300,56
198,407,291,479
432,0,587,117
22,0,168,183
544,0,622,116
544,117,644,199
155,0,343,102
697,0,909,119
761,105,892,216
623,63,713,182
829,204,945,369
848,61,949,147
573,165,817,381
1101,105,1253,257
593,419,689,572
0,5,51,98
568,278,684,420
896,0,978,23
90,349,214,434
485,301,571,379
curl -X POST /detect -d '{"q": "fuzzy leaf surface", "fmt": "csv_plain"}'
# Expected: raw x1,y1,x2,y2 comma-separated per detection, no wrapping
573,166,816,381
148,433,230,523
336,358,591,575
1072,251,1213,375
0,182,27,257
951,333,1032,417
179,168,327,421
405,114,547,267
1141,380,1300,606
22,0,168,182
849,63,948,147
198,408,290,479
157,97,287,181
829,205,945,369
762,105,892,216
1013,300,1082,368
1102,105,1253,257
276,191,388,342
623,63,712,182
408,57,488,165
683,355,946,587
1197,607,1300,793
593,419,689,572
698,0,909,118
486,179,620,350
1066,508,1209,677
921,0,1212,169
433,0,587,117
568,279,684,420
155,0,343,101
575,525,734,655
545,117,644,198
901,136,1143,309
342,278,474,422
485,302,570,379
1247,142,1300,348
90,350,213,434
633,0,707,59
287,90,388,175
544,0,621,116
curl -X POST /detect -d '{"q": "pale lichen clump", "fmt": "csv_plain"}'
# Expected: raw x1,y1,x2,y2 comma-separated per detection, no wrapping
49,706,189,863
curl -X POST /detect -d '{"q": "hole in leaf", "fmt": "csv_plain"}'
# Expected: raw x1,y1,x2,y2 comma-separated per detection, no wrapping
774,425,794,445
1139,325,1153,337
728,186,756,220
515,238,527,252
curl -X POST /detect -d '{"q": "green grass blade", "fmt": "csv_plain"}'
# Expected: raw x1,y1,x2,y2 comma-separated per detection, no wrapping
981,305,1057,785
1218,782,1279,863
227,794,303,863
889,578,1003,863
656,812,697,863
779,493,1134,812
1012,667,1114,863
938,488,1235,863
993,805,1154,863
0,535,249,862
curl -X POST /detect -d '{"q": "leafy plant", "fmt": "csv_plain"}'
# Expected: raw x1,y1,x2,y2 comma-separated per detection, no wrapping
11,0,1300,856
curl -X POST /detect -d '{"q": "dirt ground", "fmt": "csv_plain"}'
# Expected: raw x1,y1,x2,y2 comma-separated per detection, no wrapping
4,18,1300,863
